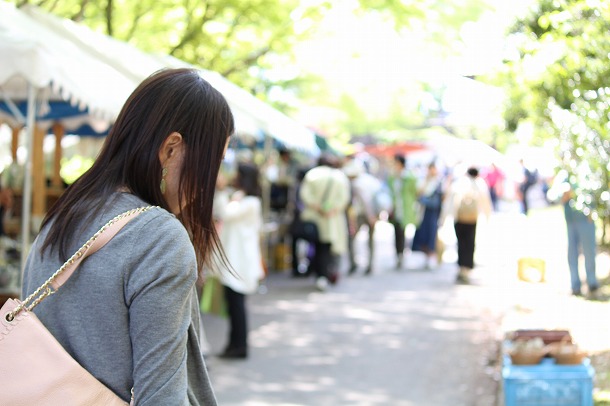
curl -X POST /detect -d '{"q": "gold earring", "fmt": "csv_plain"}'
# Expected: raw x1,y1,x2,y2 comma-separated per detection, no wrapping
160,167,168,194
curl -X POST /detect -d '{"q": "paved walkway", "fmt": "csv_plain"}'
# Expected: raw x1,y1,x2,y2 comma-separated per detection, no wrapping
202,207,609,406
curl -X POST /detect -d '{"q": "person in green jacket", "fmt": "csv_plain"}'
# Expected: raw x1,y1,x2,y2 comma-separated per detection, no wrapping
387,154,419,269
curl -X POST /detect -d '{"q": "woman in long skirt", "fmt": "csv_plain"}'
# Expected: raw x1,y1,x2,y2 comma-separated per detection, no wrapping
412,163,443,269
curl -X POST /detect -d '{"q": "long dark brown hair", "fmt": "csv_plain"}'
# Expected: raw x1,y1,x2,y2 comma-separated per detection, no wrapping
235,163,262,198
41,68,234,269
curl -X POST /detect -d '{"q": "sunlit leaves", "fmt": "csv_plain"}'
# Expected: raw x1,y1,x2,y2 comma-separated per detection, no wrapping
498,0,610,232
14,0,328,90
12,0,493,136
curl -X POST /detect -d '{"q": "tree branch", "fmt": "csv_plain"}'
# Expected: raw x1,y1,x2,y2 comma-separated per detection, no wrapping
71,0,89,22
125,4,148,41
208,12,245,67
105,0,113,36
46,0,61,12
221,46,271,78
169,2,212,55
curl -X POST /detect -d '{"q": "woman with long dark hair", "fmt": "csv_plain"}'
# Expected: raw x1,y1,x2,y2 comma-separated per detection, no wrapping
22,68,234,404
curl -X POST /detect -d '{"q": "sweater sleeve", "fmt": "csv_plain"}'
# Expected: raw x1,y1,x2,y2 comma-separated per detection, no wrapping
222,196,261,224
124,213,199,405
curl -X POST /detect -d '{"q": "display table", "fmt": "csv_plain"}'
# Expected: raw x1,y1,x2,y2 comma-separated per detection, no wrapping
502,355,594,406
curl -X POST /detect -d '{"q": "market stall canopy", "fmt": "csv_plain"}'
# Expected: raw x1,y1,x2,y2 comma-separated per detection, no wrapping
0,101,110,135
156,55,319,154
362,142,428,158
0,2,319,153
424,133,520,175
0,1,133,129
0,1,319,271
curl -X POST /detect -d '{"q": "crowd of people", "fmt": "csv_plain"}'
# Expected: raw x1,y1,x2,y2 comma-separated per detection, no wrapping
211,145,601,305
215,148,500,294
284,152,495,282
258,151,499,290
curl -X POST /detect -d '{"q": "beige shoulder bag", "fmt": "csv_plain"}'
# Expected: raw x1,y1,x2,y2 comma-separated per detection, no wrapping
0,206,155,406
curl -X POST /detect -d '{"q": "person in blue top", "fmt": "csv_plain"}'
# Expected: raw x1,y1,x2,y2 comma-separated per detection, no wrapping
547,169,599,298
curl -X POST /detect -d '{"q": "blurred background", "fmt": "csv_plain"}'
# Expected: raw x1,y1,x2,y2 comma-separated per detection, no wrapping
0,0,609,403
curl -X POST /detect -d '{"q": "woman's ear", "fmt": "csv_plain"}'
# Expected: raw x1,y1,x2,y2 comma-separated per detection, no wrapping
158,132,183,166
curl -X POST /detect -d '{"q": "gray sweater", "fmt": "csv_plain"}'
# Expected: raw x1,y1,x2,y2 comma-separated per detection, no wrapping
22,193,217,405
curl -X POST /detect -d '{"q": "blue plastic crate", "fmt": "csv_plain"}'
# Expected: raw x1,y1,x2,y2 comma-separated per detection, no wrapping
503,355,594,406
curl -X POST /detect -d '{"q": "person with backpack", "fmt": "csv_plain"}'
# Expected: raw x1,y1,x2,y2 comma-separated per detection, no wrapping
441,167,492,283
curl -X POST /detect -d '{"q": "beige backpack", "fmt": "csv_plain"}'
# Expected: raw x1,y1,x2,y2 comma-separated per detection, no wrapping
456,184,479,224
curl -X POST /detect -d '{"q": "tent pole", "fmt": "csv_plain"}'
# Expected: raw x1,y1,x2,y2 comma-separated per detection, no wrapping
52,123,64,188
261,134,273,222
11,127,19,161
20,84,36,276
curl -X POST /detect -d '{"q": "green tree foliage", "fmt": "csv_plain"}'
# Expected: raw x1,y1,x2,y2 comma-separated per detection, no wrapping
356,0,490,45
497,0,610,243
15,0,331,90
291,0,492,139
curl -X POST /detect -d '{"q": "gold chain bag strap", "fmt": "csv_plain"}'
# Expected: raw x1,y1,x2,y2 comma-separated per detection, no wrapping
0,206,155,406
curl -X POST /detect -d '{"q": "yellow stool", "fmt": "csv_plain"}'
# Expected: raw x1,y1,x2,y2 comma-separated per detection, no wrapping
518,257,546,283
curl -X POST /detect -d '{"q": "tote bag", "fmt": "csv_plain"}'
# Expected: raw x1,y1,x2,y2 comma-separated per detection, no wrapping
0,207,153,405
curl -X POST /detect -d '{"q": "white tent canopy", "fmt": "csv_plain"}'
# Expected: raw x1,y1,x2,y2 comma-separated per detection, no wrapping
0,3,133,127
2,2,319,153
0,1,318,267
424,133,521,177
1,1,139,265
160,55,318,152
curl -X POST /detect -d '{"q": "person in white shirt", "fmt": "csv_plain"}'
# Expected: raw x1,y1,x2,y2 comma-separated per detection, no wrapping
215,163,265,358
